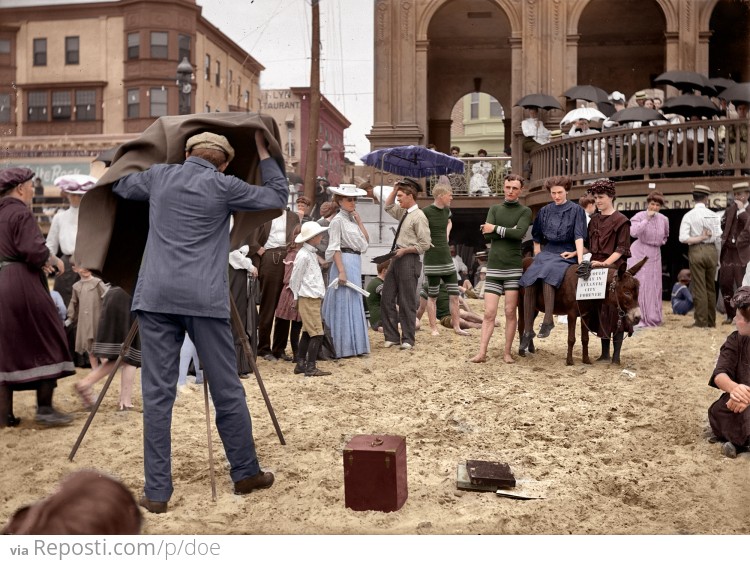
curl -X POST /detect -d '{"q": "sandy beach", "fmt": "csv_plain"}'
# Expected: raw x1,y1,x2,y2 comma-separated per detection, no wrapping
2,301,748,535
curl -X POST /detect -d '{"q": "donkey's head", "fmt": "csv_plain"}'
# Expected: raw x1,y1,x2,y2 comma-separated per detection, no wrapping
611,257,647,326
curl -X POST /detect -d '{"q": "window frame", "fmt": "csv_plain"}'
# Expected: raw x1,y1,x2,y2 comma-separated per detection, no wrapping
65,36,79,65
215,60,221,87
150,31,168,60
127,88,140,119
51,91,72,120
33,38,47,66
75,90,96,121
127,32,140,60
204,54,211,80
0,39,11,55
28,91,48,122
0,93,11,123
178,34,191,64
149,87,168,117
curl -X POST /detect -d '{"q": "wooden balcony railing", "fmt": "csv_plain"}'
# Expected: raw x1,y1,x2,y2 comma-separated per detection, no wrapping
526,117,748,193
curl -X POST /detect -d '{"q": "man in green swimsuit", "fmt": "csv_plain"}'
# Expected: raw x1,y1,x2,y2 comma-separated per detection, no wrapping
470,174,532,364
421,181,469,336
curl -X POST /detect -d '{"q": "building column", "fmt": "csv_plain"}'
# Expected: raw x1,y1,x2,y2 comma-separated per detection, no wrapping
415,39,429,145
428,119,453,154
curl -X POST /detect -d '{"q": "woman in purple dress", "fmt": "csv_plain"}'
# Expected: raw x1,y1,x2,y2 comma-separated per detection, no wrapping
0,168,75,427
627,191,669,327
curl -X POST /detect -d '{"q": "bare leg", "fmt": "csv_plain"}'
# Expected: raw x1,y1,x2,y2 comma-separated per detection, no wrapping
449,295,470,336
426,298,440,336
88,352,100,370
459,309,484,323
503,291,519,363
119,364,136,409
415,297,427,331
460,319,483,329
470,293,499,363
76,359,117,408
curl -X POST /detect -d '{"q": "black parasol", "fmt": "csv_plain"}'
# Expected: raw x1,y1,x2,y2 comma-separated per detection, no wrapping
609,107,665,124
653,70,716,95
719,82,750,105
563,85,610,104
515,94,562,110
661,95,719,118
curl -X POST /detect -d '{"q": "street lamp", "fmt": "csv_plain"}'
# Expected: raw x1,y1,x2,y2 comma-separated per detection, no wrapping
176,57,194,115
321,140,332,178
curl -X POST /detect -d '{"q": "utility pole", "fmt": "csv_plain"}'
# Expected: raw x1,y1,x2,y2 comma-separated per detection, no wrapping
303,0,322,203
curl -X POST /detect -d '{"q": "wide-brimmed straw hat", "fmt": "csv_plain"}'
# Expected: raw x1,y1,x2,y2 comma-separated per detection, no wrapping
327,183,367,197
732,181,749,193
692,184,711,195
295,221,329,244
54,174,98,195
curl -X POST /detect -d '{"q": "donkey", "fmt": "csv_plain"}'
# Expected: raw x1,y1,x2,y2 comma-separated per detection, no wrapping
518,257,647,365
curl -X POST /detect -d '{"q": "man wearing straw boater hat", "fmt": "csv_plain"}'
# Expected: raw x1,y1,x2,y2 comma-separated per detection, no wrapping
679,184,722,328
111,130,287,513
381,177,431,350
719,181,750,323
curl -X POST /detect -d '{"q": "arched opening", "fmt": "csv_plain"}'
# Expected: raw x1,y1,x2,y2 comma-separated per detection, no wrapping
577,0,666,97
426,0,512,153
449,92,506,156
709,0,750,82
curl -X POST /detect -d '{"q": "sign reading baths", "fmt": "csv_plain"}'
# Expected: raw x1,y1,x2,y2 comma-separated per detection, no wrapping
615,193,727,212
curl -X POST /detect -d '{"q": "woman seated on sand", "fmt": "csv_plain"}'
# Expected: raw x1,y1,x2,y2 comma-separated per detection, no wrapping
708,286,750,459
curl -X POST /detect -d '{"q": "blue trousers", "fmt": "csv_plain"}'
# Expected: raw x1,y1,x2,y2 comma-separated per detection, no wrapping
137,311,260,502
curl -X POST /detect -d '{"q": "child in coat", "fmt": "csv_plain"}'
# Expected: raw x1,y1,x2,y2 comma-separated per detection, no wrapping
66,264,107,369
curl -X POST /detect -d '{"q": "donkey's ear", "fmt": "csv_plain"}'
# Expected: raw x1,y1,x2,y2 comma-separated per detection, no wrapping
626,256,648,277
617,261,627,278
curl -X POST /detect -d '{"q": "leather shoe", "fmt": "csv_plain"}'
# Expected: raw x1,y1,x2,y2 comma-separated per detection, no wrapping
234,471,275,495
538,322,554,338
263,353,277,362
238,372,250,379
35,408,73,427
139,496,168,514
305,367,332,377
5,414,20,427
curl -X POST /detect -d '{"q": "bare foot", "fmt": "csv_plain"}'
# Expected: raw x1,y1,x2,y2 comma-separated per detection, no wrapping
415,322,421,331
454,328,471,336
503,354,516,364
431,329,440,336
494,320,501,327
469,354,486,363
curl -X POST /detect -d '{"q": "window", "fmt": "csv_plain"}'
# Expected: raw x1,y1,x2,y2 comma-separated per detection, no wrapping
33,38,46,66
65,36,79,65
0,39,10,54
215,60,221,86
243,90,249,105
127,33,139,59
204,54,210,80
52,91,71,120
470,92,479,120
127,89,139,119
28,91,47,121
75,90,96,121
178,34,191,63
149,88,167,117
205,102,210,113
228,70,233,94
150,31,168,59
0,93,10,123
489,96,503,119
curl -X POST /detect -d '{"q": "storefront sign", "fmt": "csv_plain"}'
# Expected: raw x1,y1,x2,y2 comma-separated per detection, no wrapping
0,162,91,187
614,192,727,211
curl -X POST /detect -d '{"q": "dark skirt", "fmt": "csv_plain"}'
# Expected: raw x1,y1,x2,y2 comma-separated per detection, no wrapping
275,285,301,322
709,393,750,447
52,255,80,307
90,287,141,367
519,242,577,289
0,263,75,386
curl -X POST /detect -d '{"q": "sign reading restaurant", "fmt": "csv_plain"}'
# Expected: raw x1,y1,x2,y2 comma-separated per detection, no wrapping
262,89,301,111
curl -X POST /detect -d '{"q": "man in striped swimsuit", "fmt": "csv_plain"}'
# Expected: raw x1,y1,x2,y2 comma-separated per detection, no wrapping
470,174,532,364
422,182,469,336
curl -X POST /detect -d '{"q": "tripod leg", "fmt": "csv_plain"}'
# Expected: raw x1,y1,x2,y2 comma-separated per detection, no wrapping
202,369,217,501
229,297,286,445
69,320,139,461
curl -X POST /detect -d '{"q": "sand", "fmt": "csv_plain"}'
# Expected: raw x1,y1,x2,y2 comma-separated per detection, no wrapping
2,302,749,535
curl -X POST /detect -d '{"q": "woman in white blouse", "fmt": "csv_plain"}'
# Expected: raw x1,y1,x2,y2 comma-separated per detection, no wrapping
322,184,370,357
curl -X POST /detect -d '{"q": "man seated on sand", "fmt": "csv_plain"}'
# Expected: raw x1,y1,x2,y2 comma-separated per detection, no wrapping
416,281,496,333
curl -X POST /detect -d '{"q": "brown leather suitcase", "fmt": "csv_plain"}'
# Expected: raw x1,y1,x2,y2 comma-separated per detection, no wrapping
343,435,407,512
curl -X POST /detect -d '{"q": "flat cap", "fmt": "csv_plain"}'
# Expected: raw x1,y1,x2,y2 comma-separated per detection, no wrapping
185,132,235,163
732,181,750,193
396,177,421,193
693,184,711,195
0,167,34,194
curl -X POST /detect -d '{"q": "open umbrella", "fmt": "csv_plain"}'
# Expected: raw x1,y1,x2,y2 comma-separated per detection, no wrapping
661,94,719,118
515,94,562,110
560,107,607,126
609,107,665,124
653,70,716,95
563,85,609,104
719,82,750,105
709,77,737,93
360,145,464,178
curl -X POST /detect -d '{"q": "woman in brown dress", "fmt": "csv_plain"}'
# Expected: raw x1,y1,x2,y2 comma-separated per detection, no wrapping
585,179,632,364
708,286,750,458
0,168,75,427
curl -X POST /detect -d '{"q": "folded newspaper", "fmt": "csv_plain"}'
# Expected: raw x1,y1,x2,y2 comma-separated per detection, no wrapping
327,278,370,297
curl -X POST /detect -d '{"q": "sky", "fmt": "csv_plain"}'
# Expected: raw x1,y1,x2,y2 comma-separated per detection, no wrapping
196,0,375,159
4,0,375,159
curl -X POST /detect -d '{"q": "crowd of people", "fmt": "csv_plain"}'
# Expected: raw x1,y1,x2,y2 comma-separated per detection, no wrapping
3,119,750,529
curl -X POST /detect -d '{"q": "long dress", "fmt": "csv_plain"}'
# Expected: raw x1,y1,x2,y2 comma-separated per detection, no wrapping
0,197,75,388
519,200,588,289
91,286,141,367
708,331,750,447
322,209,370,358
588,211,632,338
627,211,669,327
